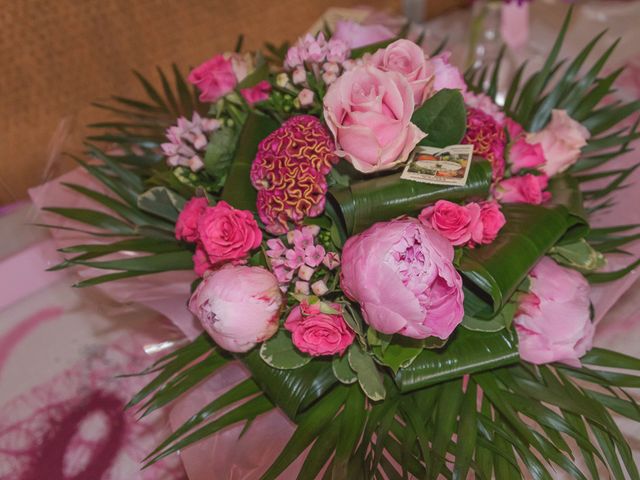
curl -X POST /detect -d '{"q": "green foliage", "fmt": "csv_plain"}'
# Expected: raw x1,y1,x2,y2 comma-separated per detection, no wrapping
412,89,467,147
259,330,312,369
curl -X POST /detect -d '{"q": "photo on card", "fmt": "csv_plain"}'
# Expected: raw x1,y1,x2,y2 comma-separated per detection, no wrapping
401,145,474,186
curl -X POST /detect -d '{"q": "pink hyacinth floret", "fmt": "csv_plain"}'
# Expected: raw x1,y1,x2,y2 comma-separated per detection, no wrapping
250,115,338,234
284,33,350,70
462,107,506,181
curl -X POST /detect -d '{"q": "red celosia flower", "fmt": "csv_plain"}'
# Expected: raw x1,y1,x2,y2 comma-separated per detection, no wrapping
462,107,506,180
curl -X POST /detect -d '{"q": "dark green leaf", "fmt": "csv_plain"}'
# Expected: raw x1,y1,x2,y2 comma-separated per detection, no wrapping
412,89,467,147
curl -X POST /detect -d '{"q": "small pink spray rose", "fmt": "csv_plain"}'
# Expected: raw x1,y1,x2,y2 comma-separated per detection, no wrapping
341,219,464,340
175,197,209,243
189,265,282,353
285,301,355,356
188,54,238,102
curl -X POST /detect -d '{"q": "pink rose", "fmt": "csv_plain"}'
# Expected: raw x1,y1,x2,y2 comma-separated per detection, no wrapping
418,200,482,246
494,174,551,205
527,109,590,177
193,245,213,277
478,201,506,244
175,197,209,243
341,219,464,340
370,39,433,105
463,92,505,124
514,257,594,366
284,301,355,356
323,64,426,173
197,201,262,266
428,52,467,92
240,80,271,105
189,265,282,352
509,137,545,173
331,20,395,49
505,118,524,140
188,54,238,102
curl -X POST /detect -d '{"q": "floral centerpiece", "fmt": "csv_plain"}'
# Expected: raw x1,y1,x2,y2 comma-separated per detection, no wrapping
44,9,640,479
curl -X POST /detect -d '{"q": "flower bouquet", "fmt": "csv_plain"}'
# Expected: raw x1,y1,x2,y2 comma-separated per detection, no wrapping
44,8,640,479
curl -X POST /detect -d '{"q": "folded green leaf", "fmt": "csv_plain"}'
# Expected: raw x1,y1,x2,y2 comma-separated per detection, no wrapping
259,330,312,369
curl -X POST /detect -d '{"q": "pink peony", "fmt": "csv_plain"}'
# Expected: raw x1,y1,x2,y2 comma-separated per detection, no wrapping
370,39,433,105
285,301,355,356
250,115,337,234
428,52,467,93
495,174,551,205
514,257,594,366
462,107,506,180
175,197,209,243
331,20,395,49
189,265,282,352
323,64,426,173
509,136,545,173
240,80,271,105
419,200,482,246
197,201,262,266
341,219,464,340
527,109,590,177
188,54,238,102
478,201,506,244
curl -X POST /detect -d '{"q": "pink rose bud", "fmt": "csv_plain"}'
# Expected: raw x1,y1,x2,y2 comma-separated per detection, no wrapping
509,136,545,173
175,197,209,243
514,257,594,366
311,280,329,296
323,64,426,173
527,109,590,177
192,245,213,277
298,88,315,107
284,301,355,356
419,200,482,247
292,66,307,85
189,265,282,352
477,201,506,245
298,264,315,281
295,280,310,295
341,219,464,340
197,201,262,266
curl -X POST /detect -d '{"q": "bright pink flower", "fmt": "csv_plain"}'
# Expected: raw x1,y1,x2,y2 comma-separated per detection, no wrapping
175,197,209,243
428,52,467,92
285,248,305,270
495,174,551,205
418,200,482,247
370,39,433,105
285,301,355,356
193,245,213,277
251,115,338,234
477,201,506,245
527,109,590,177
323,64,426,173
462,107,506,180
189,265,282,352
463,91,505,124
197,201,262,266
266,238,286,258
240,80,271,105
272,261,294,284
514,257,594,366
331,20,394,49
341,219,464,340
304,244,326,267
188,54,238,102
509,136,545,173
505,117,524,140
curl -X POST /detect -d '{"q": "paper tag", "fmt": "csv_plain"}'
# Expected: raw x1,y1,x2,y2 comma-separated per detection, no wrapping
401,145,474,186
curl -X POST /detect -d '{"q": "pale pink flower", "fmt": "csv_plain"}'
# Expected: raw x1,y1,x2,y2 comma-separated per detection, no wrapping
305,244,326,267
323,252,340,270
298,88,315,106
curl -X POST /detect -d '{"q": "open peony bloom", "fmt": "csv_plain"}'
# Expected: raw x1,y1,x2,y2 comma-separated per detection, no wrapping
527,109,590,177
514,257,594,366
341,219,464,340
323,64,426,173
189,265,282,352
370,39,433,105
